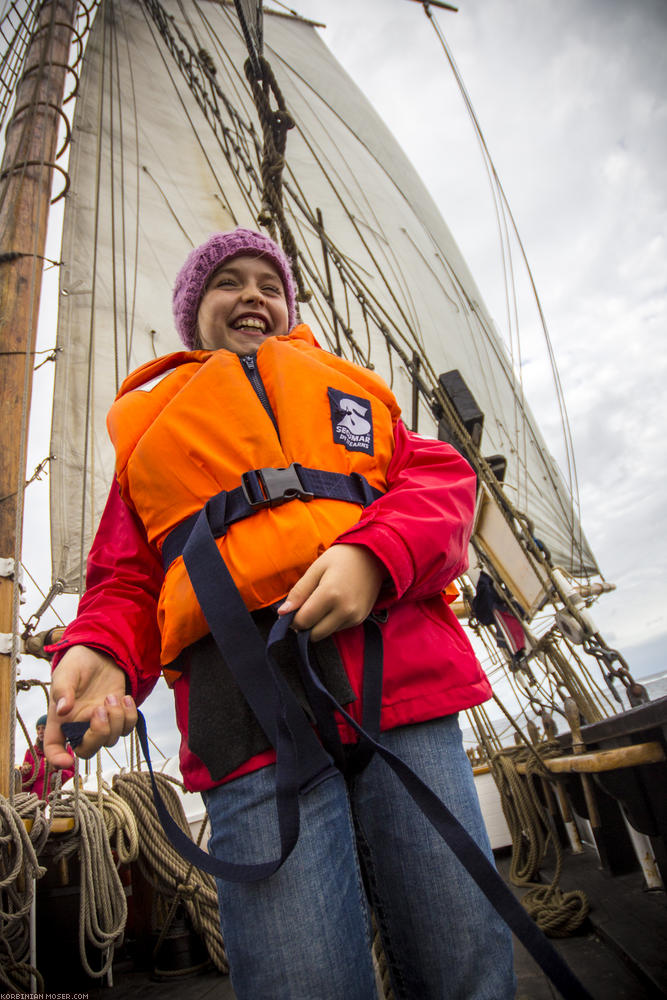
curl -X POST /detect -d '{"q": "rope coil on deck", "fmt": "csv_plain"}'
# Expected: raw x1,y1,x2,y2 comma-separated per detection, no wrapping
491,744,590,938
83,781,139,866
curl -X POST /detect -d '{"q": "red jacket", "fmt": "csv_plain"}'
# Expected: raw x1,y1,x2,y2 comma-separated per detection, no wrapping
51,341,491,792
21,743,75,799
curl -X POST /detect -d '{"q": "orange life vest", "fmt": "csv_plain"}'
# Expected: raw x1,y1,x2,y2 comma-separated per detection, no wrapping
107,326,401,667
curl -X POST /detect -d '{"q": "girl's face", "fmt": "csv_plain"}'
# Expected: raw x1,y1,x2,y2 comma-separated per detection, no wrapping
196,254,290,354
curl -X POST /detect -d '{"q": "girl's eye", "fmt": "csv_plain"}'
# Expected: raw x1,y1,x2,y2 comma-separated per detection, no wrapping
263,285,281,295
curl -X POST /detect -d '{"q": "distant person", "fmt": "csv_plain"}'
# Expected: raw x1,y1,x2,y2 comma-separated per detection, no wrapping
21,713,74,799
45,228,515,998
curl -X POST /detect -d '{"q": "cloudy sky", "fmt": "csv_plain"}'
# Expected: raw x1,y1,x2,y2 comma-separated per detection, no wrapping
297,0,667,671
14,0,667,761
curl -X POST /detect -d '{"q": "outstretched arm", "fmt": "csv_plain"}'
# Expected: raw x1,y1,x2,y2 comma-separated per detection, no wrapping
45,479,163,768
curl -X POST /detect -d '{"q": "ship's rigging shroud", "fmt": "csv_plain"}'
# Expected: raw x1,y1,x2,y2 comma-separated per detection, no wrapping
49,0,598,594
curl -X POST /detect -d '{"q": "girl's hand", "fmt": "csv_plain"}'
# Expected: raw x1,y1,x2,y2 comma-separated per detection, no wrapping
277,544,386,641
45,645,137,765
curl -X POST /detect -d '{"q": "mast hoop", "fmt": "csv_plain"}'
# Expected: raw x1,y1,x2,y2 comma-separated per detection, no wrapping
17,16,87,72
72,0,97,33
0,158,70,203
17,55,85,109
9,99,72,158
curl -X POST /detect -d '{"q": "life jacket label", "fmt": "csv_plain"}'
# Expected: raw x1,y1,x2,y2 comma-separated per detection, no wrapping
327,387,374,455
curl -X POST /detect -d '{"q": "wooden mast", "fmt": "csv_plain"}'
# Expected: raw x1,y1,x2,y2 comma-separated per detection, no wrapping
0,0,78,797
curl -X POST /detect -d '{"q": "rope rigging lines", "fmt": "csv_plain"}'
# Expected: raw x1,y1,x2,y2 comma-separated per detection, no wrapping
55,0,596,610
490,745,590,938
4,1,632,727
419,3,587,573
0,0,40,135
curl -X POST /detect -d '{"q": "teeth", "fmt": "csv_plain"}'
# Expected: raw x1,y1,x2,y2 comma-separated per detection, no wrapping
234,317,266,332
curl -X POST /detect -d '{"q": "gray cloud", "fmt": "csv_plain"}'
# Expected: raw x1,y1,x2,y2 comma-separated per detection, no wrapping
299,0,667,662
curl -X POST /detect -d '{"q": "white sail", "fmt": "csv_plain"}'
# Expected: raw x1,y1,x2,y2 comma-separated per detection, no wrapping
50,1,597,592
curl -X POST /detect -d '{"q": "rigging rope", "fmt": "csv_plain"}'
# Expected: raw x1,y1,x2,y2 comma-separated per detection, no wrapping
243,53,310,304
0,0,39,134
419,3,586,571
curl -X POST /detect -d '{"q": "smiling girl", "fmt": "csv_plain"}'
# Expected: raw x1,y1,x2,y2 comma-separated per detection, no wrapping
45,228,514,1000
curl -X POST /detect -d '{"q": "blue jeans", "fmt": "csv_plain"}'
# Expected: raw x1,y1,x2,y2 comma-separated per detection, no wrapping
203,716,516,999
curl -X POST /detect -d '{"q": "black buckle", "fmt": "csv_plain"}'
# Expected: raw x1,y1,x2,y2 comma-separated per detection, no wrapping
242,463,314,510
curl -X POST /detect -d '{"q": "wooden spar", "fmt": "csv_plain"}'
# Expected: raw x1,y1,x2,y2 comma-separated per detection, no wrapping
515,741,665,775
0,0,78,797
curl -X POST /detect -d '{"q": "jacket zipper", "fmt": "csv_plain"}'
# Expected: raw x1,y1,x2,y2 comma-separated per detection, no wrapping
240,354,280,438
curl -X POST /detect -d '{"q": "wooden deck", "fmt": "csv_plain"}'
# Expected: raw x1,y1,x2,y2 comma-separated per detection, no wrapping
33,849,654,1000
499,851,667,999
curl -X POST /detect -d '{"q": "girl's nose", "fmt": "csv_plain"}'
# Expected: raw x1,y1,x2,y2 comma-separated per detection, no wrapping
242,283,264,302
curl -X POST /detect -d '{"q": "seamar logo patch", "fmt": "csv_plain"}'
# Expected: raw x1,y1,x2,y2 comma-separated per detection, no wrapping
327,387,374,455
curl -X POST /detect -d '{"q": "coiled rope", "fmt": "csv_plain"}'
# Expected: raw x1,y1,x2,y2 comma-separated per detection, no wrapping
83,779,140,867
371,914,395,1000
491,745,589,937
112,770,228,973
49,782,128,979
0,791,48,992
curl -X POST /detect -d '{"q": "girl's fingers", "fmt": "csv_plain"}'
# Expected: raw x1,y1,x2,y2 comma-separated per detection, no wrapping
63,695,138,760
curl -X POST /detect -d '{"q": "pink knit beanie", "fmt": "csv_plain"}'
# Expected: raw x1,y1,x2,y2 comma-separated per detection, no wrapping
172,228,298,349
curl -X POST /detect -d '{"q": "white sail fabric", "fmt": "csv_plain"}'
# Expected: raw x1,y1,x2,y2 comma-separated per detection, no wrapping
51,0,597,593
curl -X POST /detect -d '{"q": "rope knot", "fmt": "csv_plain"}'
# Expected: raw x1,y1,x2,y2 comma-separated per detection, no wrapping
242,54,309,318
176,881,197,901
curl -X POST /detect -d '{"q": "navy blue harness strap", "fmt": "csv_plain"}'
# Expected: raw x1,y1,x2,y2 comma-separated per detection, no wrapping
63,609,592,999
290,623,593,1000
181,504,334,791
62,473,591,996
161,465,383,571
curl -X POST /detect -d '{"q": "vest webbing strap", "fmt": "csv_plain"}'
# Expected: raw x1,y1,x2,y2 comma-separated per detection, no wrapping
63,598,591,999
161,463,383,571
63,495,592,998
289,623,592,1000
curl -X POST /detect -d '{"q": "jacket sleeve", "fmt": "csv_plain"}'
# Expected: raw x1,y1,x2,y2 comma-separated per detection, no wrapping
48,478,164,704
336,419,476,603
